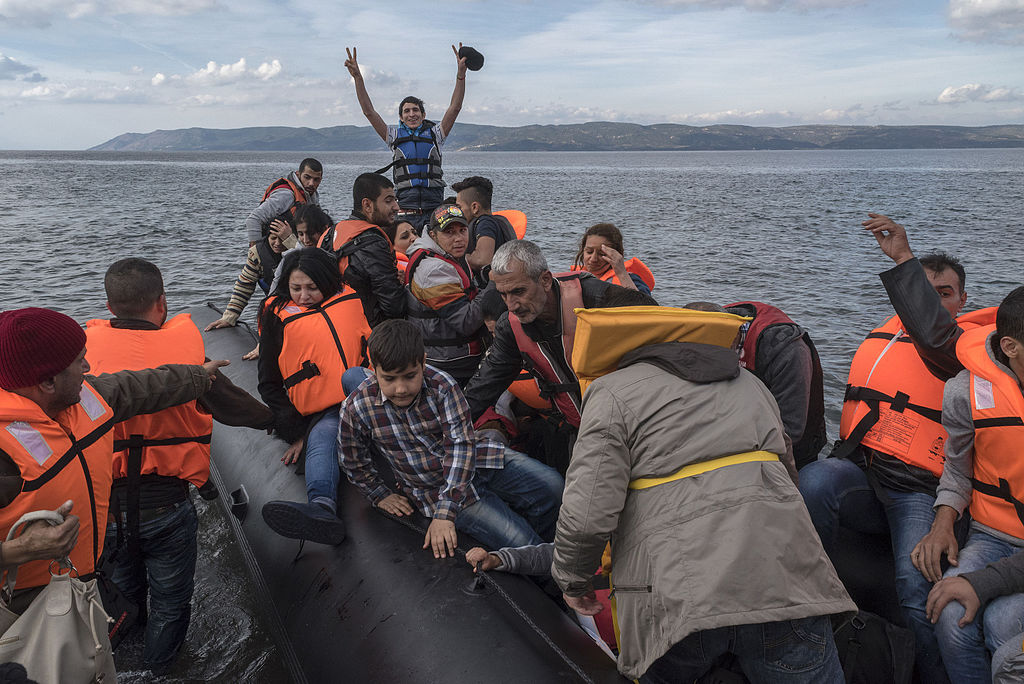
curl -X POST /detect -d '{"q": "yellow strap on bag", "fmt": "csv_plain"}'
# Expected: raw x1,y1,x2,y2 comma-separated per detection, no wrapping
628,450,779,489
571,306,751,395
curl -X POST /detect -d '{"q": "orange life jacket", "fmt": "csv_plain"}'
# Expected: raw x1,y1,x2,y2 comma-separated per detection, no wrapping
84,314,212,489
262,176,309,215
0,383,115,590
318,219,395,283
396,251,409,277
837,308,996,475
957,325,1024,538
571,257,655,292
508,369,553,411
493,210,527,239
269,290,371,415
509,274,585,428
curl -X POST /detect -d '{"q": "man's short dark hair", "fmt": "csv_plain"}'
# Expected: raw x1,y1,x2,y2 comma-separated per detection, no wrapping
602,286,657,308
451,176,493,211
352,173,394,214
399,96,425,118
299,158,323,174
997,285,1024,346
919,252,966,292
104,258,164,319
368,319,424,372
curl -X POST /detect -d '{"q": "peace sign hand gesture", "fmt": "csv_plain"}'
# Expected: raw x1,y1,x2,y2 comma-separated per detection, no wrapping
344,47,361,80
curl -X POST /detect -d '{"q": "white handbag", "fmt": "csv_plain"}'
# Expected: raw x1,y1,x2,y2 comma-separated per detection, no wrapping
0,510,116,684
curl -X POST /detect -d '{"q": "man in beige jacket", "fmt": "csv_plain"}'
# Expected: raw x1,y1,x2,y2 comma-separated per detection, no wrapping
551,339,855,682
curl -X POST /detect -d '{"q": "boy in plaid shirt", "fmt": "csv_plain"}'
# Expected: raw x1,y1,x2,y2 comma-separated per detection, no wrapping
339,319,564,557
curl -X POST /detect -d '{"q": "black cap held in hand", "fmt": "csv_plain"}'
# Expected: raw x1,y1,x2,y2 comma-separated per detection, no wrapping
458,46,484,71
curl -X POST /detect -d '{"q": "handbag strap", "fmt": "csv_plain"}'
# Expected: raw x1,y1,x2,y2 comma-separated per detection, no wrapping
2,510,69,599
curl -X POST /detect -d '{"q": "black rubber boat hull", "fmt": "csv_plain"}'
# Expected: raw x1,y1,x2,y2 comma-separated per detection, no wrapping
193,305,626,684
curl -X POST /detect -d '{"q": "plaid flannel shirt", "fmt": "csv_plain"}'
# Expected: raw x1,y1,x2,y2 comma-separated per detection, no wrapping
338,366,504,521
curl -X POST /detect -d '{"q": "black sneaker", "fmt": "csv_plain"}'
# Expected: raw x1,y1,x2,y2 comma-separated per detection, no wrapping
261,500,346,545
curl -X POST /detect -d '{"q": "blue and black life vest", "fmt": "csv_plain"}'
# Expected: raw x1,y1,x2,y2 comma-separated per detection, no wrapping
378,121,444,194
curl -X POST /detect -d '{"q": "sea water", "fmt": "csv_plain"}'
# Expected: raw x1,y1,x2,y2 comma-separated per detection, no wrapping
0,148,1021,681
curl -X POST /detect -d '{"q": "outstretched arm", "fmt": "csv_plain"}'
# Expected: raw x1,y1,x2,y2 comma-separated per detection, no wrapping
345,47,387,141
439,44,468,137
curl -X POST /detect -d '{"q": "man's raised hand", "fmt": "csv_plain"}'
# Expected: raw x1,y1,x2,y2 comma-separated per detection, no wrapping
862,213,914,265
344,47,361,80
452,43,467,78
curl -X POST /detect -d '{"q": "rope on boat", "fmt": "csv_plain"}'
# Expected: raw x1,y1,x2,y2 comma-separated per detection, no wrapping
377,508,597,684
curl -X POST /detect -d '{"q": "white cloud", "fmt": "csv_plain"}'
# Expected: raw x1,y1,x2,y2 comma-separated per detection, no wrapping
949,0,1024,43
20,84,53,97
936,82,1022,103
647,0,864,9
0,0,217,25
185,58,283,85
151,72,166,86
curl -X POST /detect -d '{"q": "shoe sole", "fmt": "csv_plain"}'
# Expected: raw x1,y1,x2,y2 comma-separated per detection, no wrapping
261,502,346,545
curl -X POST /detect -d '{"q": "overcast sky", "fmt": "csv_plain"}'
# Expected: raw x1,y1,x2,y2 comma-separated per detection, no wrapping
1,0,1022,149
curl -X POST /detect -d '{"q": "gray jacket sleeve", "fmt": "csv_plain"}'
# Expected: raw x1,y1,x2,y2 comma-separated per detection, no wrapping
551,385,631,596
934,370,975,515
493,542,555,576
880,258,964,380
963,549,1024,606
245,187,295,243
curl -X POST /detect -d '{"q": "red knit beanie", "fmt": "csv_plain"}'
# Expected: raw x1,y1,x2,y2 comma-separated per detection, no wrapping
0,308,87,390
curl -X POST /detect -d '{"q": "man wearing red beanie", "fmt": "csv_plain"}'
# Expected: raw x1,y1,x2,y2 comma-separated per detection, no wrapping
0,306,227,617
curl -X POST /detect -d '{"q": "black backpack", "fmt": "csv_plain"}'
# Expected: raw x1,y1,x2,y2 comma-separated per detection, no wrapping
833,611,915,684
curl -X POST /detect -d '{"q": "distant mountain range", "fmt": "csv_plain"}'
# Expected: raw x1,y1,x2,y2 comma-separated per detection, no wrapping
90,122,1024,152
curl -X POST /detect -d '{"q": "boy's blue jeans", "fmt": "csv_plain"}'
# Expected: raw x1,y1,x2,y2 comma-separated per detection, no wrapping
104,499,198,668
935,527,1024,684
454,449,563,550
798,456,950,684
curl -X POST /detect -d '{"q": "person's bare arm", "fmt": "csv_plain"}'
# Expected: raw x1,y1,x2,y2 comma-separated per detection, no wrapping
439,44,468,137
466,235,495,271
345,47,387,140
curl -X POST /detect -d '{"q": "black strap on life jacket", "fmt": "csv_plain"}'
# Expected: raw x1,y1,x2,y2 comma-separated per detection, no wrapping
375,123,443,183
280,293,362,370
971,476,1024,529
283,360,321,389
830,385,943,461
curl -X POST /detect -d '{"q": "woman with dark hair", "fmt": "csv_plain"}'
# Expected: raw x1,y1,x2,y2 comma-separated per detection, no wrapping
387,220,417,277
258,249,371,544
570,222,654,294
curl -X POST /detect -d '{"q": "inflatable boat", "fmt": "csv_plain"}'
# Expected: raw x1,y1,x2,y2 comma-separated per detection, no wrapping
192,304,626,684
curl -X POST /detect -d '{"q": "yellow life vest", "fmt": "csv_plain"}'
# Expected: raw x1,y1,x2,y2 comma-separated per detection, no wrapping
571,306,751,395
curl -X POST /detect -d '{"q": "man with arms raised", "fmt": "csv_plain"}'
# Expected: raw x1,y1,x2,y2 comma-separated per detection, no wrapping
245,158,323,246
319,173,406,326
344,46,469,231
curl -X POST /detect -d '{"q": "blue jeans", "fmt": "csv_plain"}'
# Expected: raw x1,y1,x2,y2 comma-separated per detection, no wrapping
342,366,372,396
640,615,843,684
305,409,341,510
454,449,563,550
798,457,949,684
935,527,1024,684
104,499,198,668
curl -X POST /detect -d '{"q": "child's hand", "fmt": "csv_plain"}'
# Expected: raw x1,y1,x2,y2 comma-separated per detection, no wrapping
466,547,502,572
564,591,604,616
424,518,458,558
377,493,414,517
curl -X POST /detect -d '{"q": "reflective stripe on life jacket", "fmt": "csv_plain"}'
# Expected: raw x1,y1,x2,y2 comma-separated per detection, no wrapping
318,219,395,284
957,325,1024,538
837,307,997,476
0,383,115,590
509,274,585,428
270,290,371,415
404,248,482,352
85,314,212,490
